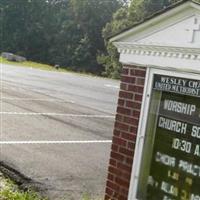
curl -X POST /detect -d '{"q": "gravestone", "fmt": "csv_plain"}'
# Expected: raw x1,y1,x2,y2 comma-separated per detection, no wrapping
105,1,200,200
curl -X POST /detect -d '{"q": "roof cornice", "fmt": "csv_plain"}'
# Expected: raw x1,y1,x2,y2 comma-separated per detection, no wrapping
114,42,200,61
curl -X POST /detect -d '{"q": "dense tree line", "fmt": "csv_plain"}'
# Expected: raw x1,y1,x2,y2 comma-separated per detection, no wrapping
0,0,122,74
0,0,198,78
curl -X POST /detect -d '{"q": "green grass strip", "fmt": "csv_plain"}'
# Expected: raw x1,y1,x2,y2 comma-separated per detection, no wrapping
0,57,98,78
0,57,68,72
0,178,47,200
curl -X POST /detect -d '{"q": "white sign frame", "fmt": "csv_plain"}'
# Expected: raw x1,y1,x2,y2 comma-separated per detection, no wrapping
128,67,200,200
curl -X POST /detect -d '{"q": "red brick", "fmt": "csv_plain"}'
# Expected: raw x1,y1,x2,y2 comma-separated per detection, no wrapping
135,94,143,101
124,173,132,182
110,159,117,167
136,77,145,85
118,98,125,106
112,144,119,152
135,69,146,77
121,132,136,141
123,116,137,125
126,101,141,109
130,69,135,76
126,157,133,165
117,163,132,173
119,147,134,157
128,118,138,126
107,180,120,191
119,91,133,99
115,122,129,132
111,151,124,161
108,173,115,182
113,129,120,137
133,102,141,110
118,194,128,200
113,192,120,199
109,166,123,176
115,177,130,188
120,83,128,90
116,114,123,122
113,136,127,147
122,172,131,181
120,188,129,197
117,107,131,116
130,69,146,77
105,65,147,200
132,110,140,118
127,142,135,150
106,187,114,196
125,100,134,108
129,126,137,134
121,76,136,84
128,85,144,94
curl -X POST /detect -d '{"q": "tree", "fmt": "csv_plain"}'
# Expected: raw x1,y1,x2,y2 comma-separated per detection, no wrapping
99,0,149,79
69,0,122,74
0,0,121,75
0,0,53,62
100,0,194,79
98,6,131,79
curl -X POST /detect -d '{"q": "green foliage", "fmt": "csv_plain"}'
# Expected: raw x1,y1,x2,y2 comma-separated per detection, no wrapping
128,0,147,22
0,178,47,200
0,0,121,75
0,56,66,72
0,0,53,62
0,189,45,200
65,0,122,74
97,43,121,79
102,6,131,39
1,0,198,78
99,0,148,79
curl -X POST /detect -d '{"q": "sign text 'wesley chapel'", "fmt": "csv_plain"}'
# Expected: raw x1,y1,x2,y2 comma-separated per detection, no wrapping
154,75,200,97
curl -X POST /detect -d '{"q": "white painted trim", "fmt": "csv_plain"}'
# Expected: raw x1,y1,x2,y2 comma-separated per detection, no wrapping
128,67,200,200
115,42,200,52
128,67,151,200
115,41,200,73
119,53,200,73
110,1,200,42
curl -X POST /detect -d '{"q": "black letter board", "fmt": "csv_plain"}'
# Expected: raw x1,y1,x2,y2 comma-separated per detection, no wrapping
146,74,200,200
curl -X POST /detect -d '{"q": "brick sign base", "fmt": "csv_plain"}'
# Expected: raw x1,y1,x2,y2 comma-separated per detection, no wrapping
105,65,146,200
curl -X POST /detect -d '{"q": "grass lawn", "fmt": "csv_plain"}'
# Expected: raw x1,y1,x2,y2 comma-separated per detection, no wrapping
0,57,68,73
0,57,97,78
0,178,47,200
0,175,102,200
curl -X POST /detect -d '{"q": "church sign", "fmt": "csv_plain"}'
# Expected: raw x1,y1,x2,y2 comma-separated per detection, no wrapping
135,74,200,200
105,1,200,200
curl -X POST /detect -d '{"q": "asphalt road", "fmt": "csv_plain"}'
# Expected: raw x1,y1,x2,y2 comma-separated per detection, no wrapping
0,64,120,200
